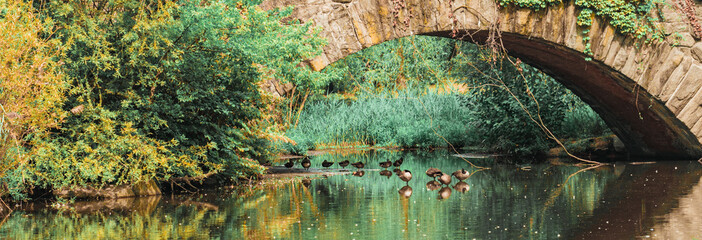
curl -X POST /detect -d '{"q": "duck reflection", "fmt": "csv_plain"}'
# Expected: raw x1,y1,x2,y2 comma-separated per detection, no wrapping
453,182,470,193
352,170,365,177
398,185,413,198
379,170,393,178
426,180,441,191
438,187,452,199
301,178,311,188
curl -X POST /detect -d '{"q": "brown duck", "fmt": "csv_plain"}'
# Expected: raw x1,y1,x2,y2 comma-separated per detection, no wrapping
426,168,442,180
301,157,311,171
398,170,412,185
379,160,392,168
452,169,470,181
393,157,404,167
322,160,334,168
351,161,365,169
284,159,294,169
338,160,350,168
437,172,452,185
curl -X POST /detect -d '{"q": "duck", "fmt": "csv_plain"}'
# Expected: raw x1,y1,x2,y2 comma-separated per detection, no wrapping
425,168,442,180
393,157,404,167
338,160,350,168
352,170,365,177
379,170,393,178
301,157,311,171
438,187,452,199
437,172,452,185
398,170,412,184
452,169,470,181
351,161,365,169
321,160,334,168
379,160,392,168
454,182,470,193
426,180,441,191
284,159,294,168
398,186,413,198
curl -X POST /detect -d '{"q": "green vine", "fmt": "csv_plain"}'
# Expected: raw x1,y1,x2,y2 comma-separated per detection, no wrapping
497,0,665,60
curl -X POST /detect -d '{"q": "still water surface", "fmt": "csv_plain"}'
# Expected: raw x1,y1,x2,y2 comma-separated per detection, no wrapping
1,150,702,239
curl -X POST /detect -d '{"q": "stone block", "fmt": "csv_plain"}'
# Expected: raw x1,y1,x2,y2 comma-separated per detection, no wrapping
691,41,702,62
673,32,696,47
603,36,623,66
666,64,702,114
594,23,616,61
677,86,702,130
691,119,702,141
659,56,693,102
646,47,683,95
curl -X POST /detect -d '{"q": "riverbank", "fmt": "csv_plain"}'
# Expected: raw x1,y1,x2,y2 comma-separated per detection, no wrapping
0,137,623,214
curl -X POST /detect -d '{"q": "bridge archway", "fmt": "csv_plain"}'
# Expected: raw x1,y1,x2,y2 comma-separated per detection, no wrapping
262,0,702,158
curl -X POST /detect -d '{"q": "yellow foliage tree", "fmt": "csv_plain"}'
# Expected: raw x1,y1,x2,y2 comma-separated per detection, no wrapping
0,0,65,180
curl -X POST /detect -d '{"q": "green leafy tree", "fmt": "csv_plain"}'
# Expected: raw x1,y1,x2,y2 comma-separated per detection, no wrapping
5,0,328,198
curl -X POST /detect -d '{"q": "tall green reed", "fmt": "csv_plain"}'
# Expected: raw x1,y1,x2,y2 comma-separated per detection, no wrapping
281,89,476,154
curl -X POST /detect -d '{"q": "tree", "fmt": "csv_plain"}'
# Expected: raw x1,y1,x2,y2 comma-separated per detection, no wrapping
5,0,329,198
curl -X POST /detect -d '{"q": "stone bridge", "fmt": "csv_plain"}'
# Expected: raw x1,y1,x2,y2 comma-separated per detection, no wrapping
262,0,702,159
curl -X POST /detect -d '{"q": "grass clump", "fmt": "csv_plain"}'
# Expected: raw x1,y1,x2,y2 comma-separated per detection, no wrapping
281,89,476,155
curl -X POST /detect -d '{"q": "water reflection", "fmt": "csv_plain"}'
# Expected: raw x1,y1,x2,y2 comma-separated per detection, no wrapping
379,170,392,178
438,187,452,200
1,150,701,239
454,182,470,193
426,180,441,191
398,186,413,198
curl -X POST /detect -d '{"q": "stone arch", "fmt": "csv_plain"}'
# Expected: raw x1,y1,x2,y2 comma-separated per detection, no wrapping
262,0,702,158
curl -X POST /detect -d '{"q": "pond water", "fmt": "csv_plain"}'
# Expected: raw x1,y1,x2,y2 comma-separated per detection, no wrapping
1,150,702,239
